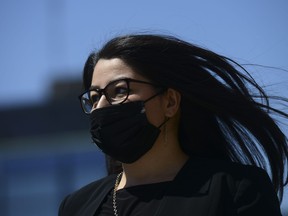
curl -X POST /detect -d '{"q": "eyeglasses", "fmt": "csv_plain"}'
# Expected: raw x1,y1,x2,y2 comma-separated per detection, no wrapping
78,78,160,114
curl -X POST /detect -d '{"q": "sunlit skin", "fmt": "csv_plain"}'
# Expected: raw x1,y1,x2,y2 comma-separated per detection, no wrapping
91,58,189,189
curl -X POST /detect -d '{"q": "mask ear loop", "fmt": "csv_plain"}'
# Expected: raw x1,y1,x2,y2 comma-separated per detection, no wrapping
141,88,167,113
143,87,167,103
143,87,170,129
144,88,170,145
158,117,170,129
143,88,170,144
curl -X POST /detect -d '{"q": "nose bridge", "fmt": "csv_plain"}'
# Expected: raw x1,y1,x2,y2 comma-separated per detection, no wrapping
95,94,110,109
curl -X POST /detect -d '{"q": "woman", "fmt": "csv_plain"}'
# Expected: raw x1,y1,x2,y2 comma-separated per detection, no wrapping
59,34,288,216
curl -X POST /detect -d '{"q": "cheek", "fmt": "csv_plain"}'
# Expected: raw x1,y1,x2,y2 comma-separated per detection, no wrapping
144,100,166,127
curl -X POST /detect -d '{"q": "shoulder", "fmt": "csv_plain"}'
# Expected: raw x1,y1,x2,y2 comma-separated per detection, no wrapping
191,158,281,215
222,162,281,214
205,159,274,194
172,157,273,196
184,157,271,183
189,158,275,196
58,174,116,216
208,158,270,183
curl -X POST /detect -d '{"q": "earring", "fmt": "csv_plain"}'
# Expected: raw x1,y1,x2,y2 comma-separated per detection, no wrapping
163,117,169,146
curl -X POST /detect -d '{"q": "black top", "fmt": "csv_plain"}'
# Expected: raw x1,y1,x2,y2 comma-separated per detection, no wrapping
96,182,171,216
59,157,282,216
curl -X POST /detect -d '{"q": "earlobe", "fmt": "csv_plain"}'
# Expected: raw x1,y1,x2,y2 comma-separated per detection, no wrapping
164,88,181,117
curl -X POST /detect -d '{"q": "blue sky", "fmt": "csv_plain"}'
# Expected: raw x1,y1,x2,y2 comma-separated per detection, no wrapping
0,0,287,108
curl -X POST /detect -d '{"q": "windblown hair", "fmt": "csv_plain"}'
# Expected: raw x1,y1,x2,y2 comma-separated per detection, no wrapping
82,34,288,200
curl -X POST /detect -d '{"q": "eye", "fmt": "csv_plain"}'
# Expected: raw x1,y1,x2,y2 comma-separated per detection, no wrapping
115,86,128,94
105,79,129,103
113,86,128,99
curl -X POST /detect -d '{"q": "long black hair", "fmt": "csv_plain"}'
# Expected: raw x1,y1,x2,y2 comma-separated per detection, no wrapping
82,34,288,200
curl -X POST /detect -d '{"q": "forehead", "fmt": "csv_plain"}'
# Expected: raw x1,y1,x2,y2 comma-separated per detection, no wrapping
92,58,145,88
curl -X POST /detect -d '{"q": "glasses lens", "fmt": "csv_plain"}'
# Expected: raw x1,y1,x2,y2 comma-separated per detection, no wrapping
106,80,129,104
80,93,92,114
79,79,130,114
80,90,100,114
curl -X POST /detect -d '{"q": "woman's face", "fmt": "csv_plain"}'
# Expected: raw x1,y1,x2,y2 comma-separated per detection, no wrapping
91,58,166,127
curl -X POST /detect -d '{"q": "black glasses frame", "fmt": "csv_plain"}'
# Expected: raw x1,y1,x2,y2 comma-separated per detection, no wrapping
78,78,161,114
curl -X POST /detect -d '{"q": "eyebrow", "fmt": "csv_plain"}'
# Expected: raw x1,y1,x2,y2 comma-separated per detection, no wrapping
89,85,100,90
89,76,131,90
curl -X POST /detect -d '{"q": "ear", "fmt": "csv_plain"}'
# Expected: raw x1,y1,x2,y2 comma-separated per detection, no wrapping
163,88,181,117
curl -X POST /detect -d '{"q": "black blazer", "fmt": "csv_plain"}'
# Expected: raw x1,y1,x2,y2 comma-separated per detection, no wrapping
58,157,282,216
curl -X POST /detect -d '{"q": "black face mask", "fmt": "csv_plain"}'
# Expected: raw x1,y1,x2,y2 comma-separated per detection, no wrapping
90,100,164,164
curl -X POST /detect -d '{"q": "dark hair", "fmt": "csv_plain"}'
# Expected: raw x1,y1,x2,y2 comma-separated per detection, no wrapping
82,34,288,200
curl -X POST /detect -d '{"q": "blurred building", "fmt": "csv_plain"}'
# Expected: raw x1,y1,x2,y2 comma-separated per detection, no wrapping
0,79,106,216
